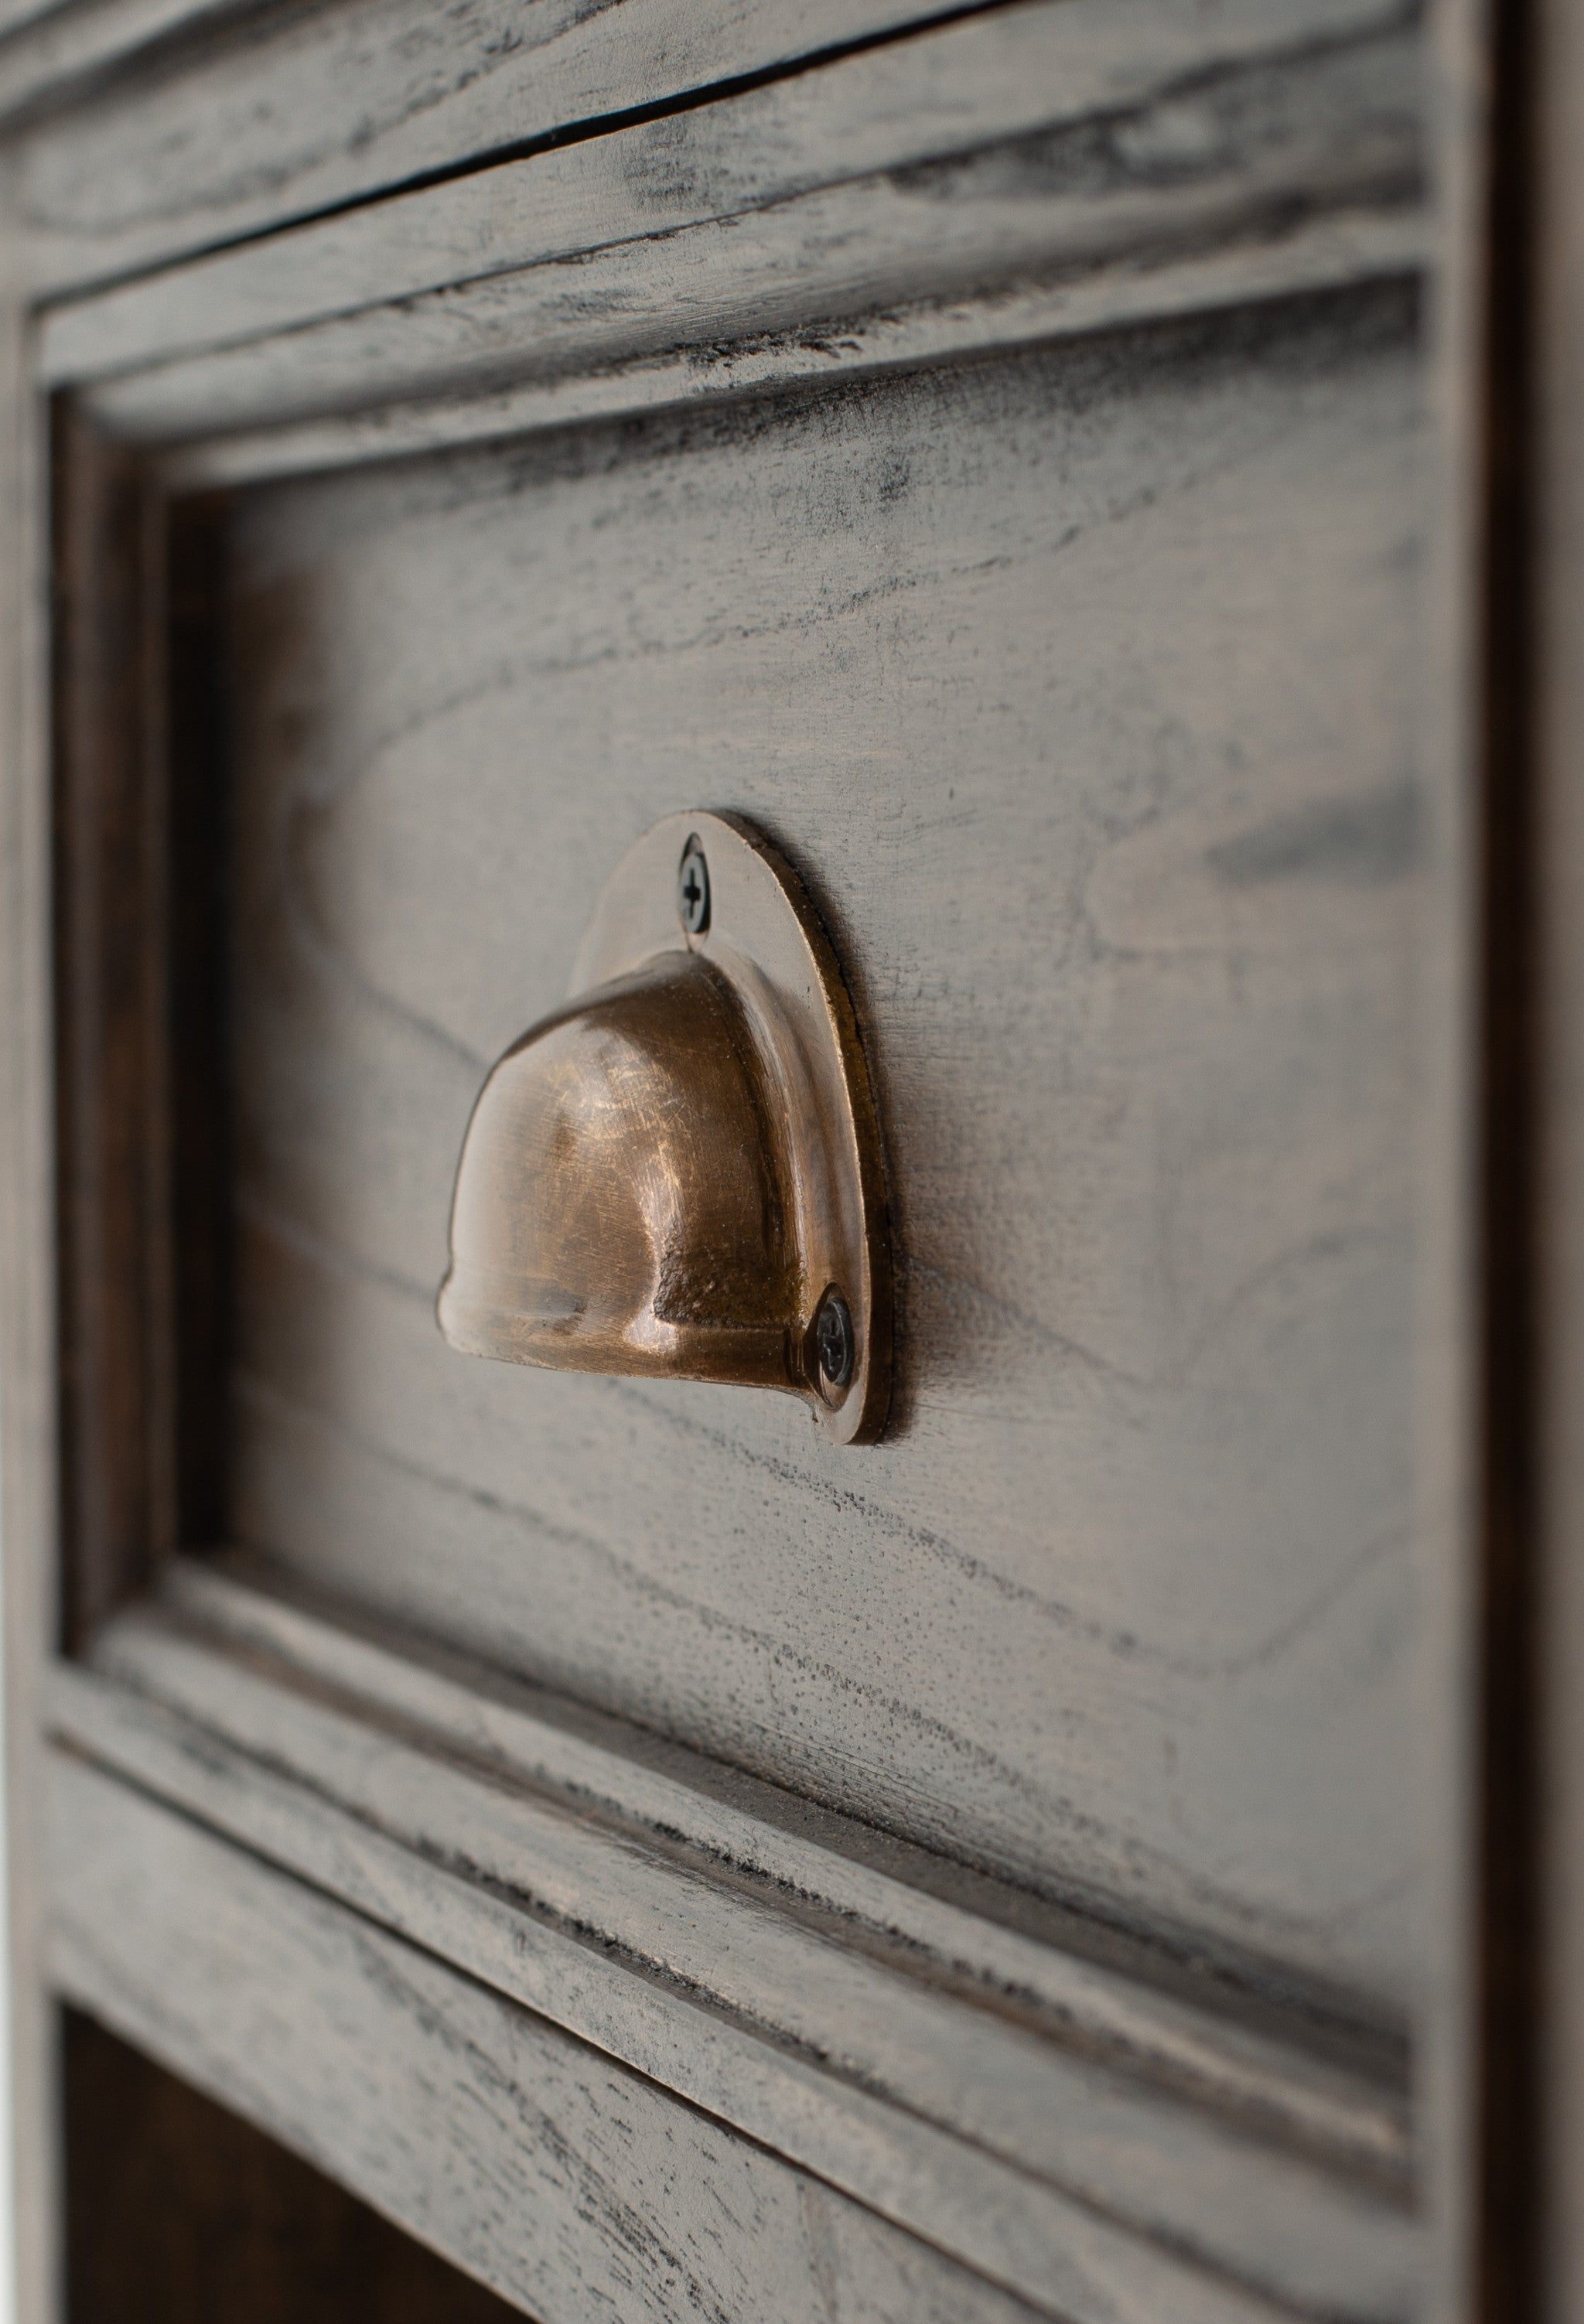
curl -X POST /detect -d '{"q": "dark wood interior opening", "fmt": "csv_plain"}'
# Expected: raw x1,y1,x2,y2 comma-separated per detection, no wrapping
63,2008,527,2323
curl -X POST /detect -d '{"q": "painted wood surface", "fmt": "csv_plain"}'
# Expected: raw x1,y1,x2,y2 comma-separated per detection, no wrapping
0,0,1545,2315
49,411,173,1644
161,212,1428,494
0,0,251,135
142,1553,1415,2138
53,1748,1192,2324
42,0,1418,390
0,1,74,43
66,2010,524,2324
217,282,1432,2025
0,148,63,2324
75,24,1425,453
6,0,996,289
50,1600,1418,2319
18,0,1414,309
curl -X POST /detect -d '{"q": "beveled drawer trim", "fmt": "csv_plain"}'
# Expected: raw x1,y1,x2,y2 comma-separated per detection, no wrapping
42,0,1421,429
5,0,1012,292
49,1556,1418,2324
52,1752,1052,2324
110,1556,1418,2164
165,206,1426,493
2,0,984,191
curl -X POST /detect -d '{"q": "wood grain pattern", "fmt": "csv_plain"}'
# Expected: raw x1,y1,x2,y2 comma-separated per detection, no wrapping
0,0,252,137
0,0,1529,2316
7,0,999,290
163,490,233,1550
43,0,1418,391
50,1627,1418,2319
1398,0,1483,2292
162,209,1429,494
65,2010,525,2324
1473,0,1541,2299
50,1749,1132,2324
217,285,1432,2024
0,144,65,2324
81,26,1425,454
146,1552,1415,2134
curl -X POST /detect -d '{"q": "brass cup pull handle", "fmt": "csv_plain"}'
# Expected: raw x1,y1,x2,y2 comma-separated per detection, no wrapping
437,812,892,1445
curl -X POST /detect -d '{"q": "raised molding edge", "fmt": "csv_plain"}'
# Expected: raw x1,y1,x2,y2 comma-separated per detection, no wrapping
39,0,1423,411
128,1556,1418,2154
46,1558,1420,2324
160,208,1429,492
50,1749,1063,2324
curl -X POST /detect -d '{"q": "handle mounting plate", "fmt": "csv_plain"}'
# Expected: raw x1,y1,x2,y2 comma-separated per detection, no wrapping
439,812,892,1445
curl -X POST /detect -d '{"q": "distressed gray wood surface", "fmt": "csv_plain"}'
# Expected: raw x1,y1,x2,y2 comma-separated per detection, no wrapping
222,283,1430,2022
0,0,1528,2315
43,0,1418,391
0,148,61,2324
53,1602,1418,2318
50,1750,1074,2324
76,23,1424,453
63,2008,527,2324
0,0,249,135
145,1554,1414,2139
163,212,1428,494
61,1580,1421,2286
0,1,74,41
6,0,995,288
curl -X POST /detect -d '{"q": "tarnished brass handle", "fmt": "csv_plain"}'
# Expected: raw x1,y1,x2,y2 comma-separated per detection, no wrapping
436,812,892,1444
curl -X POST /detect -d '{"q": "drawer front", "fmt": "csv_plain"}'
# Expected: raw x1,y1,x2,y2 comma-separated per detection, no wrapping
11,2,1471,2318
227,286,1425,2020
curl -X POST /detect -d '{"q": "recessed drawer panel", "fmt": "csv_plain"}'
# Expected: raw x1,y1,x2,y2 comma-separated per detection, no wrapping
222,281,1422,2025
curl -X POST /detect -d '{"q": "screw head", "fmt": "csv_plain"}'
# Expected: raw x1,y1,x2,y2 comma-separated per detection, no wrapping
814,1289,855,1393
678,840,711,936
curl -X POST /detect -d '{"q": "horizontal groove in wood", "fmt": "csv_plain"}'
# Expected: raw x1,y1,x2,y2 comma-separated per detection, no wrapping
51,1750,1072,2324
40,0,1419,393
91,32,1425,453
162,207,1427,490
156,1555,1415,2138
76,1606,1415,2191
0,0,866,128
50,1636,1418,2323
9,2,1012,295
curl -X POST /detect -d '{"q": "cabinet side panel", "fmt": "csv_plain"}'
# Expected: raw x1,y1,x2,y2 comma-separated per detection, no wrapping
0,154,62,2324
